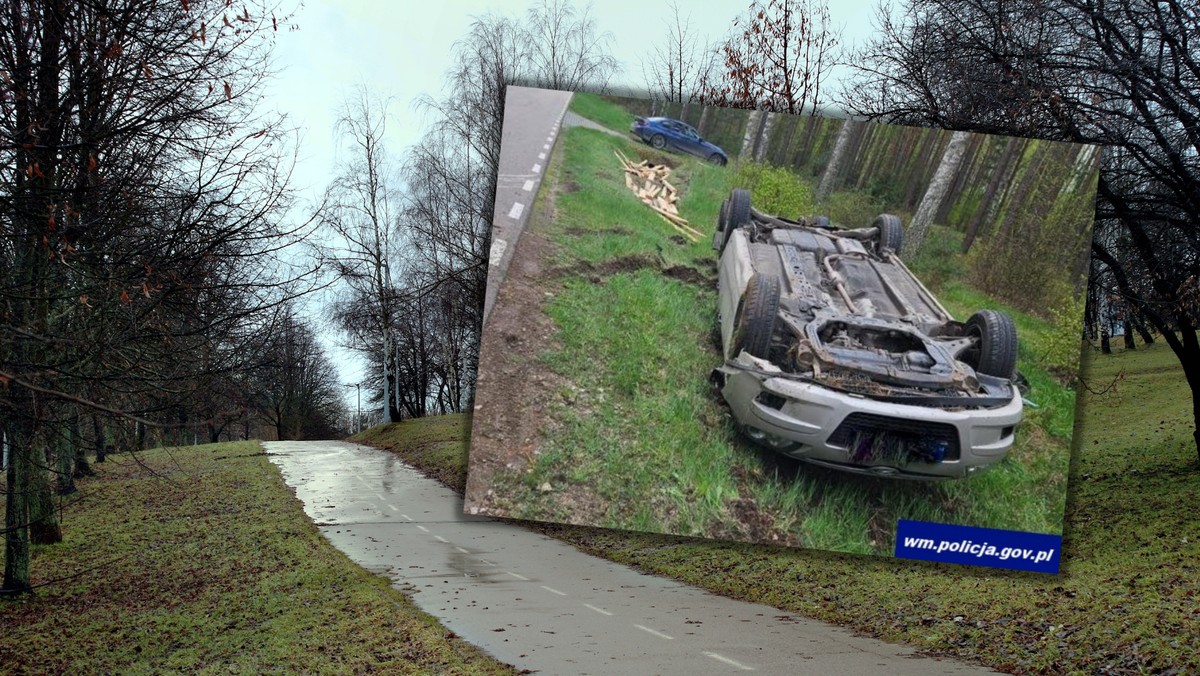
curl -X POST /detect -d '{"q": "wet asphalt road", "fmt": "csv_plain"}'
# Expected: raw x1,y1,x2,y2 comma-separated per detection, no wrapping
266,440,1000,675
483,86,573,325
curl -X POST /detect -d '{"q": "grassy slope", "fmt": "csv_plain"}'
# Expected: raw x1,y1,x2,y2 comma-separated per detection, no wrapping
364,340,1199,674
0,441,513,675
479,95,1070,553
568,92,637,132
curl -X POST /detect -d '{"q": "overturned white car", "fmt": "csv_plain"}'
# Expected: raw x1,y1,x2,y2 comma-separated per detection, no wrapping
712,189,1023,479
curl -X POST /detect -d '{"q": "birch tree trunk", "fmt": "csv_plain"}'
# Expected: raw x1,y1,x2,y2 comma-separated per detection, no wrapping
816,119,854,201
907,131,971,254
740,110,762,159
754,112,777,163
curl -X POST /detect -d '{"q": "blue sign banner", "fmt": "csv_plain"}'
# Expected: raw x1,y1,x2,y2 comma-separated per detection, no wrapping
894,519,1062,573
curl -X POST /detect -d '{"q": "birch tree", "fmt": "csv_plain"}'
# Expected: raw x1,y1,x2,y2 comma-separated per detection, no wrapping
322,89,402,422
907,131,971,254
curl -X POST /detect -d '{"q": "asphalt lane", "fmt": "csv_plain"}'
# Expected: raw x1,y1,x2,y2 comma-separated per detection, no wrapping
483,86,573,325
266,440,1000,675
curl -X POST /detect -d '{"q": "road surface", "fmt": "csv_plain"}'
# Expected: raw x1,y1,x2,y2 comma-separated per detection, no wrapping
484,86,573,324
266,440,1000,675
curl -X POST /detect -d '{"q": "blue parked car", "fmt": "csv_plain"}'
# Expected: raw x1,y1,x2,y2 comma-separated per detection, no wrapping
630,116,728,166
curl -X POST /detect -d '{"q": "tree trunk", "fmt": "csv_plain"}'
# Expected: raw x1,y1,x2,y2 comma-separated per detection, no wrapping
1132,314,1155,344
71,410,91,478
93,415,106,463
28,443,63,546
816,119,854,201
1100,326,1111,354
936,133,985,225
697,105,710,135
754,112,776,163
908,131,972,254
56,432,76,496
740,110,762,159
1123,319,1137,350
3,422,32,593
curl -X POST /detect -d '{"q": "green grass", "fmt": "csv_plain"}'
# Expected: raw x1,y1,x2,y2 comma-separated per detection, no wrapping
364,339,1200,673
353,415,471,490
568,92,637,132
0,441,512,675
474,116,1071,553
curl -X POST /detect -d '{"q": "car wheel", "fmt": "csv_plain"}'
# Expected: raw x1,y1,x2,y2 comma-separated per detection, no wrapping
728,188,752,228
708,153,726,166
651,134,666,149
733,273,781,360
872,214,904,256
965,309,1018,378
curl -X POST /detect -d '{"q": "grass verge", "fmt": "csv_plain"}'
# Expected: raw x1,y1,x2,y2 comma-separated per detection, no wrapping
568,92,637,132
0,441,513,675
360,339,1200,674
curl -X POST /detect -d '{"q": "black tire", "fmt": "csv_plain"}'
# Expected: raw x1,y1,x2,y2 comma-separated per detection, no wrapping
728,188,752,228
733,273,781,360
872,214,904,256
651,133,666,149
965,310,1019,378
718,189,753,253
708,153,727,166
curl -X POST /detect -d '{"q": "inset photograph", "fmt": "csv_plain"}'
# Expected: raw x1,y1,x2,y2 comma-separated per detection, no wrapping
468,88,1098,572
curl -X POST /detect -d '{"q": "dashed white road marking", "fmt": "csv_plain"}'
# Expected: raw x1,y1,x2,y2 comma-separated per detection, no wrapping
416,525,429,532
532,163,542,173
507,571,529,581
704,652,755,671
634,624,674,640
538,152,546,160
373,492,385,501
387,504,398,512
434,535,448,543
522,179,534,191
543,143,550,150
455,547,470,554
479,559,496,566
507,202,524,219
541,585,567,596
489,238,508,266
583,603,613,616
400,514,413,521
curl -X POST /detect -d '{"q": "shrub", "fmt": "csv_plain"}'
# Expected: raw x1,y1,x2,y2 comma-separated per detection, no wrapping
824,190,887,230
733,162,814,215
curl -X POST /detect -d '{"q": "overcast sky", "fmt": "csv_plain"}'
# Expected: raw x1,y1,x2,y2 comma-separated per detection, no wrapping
261,0,882,406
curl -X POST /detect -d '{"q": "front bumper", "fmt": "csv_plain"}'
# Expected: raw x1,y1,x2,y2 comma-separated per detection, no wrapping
715,358,1024,479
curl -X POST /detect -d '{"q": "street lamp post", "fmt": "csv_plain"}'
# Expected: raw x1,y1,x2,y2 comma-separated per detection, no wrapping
355,383,361,434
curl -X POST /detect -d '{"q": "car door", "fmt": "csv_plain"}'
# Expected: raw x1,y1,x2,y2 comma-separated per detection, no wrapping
663,120,688,152
680,125,705,158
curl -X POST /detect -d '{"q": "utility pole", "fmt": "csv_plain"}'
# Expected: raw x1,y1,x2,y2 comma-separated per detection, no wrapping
356,383,362,434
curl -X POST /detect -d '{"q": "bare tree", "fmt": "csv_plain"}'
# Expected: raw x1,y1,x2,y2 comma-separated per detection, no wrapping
702,0,841,115
640,1,718,119
523,0,619,92
321,87,403,423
